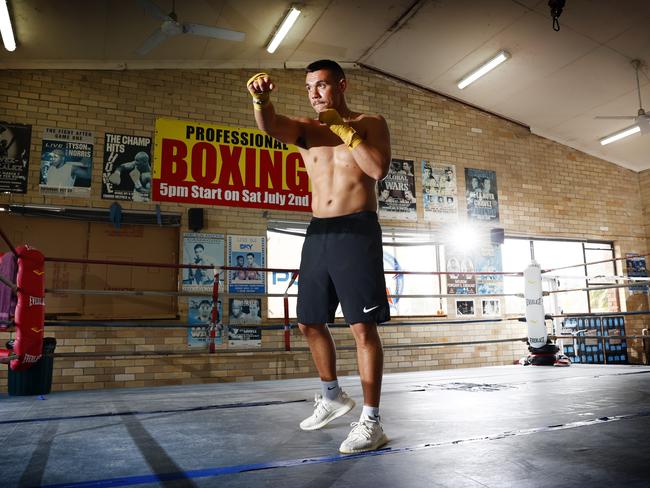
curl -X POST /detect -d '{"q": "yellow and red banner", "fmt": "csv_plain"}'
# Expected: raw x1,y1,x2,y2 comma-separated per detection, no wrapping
153,118,311,211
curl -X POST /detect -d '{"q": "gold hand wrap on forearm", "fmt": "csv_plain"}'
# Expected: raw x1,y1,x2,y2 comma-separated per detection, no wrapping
246,72,271,110
318,109,363,149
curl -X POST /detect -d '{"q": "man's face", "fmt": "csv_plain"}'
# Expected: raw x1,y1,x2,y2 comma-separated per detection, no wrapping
305,69,344,113
249,300,259,316
246,255,254,266
231,301,242,317
483,179,491,191
236,256,244,266
51,151,65,167
195,247,204,258
198,303,211,319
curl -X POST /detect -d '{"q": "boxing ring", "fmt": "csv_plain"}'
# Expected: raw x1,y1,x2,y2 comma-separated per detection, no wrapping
1,229,650,486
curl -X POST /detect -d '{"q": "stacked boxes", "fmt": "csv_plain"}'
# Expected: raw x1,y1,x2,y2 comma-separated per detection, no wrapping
560,316,627,364
603,316,628,364
560,317,579,359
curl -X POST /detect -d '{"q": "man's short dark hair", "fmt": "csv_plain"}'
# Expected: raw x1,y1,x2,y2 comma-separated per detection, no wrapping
194,243,204,251
246,253,254,258
306,59,345,80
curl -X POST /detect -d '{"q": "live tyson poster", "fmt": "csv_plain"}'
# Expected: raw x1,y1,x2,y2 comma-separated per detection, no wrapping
152,118,311,212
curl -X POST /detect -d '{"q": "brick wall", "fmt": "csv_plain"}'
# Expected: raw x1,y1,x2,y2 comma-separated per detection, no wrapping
0,67,647,391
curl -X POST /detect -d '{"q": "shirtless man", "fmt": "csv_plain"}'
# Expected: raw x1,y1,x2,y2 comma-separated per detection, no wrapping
247,60,391,453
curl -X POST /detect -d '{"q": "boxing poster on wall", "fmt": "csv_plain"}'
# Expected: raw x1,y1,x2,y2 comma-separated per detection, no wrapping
102,133,152,202
187,297,222,348
446,243,503,295
421,161,457,222
378,158,417,221
475,243,504,295
626,254,649,294
181,233,225,294
40,128,94,197
0,121,31,193
481,298,501,317
228,325,262,347
228,298,262,325
228,235,266,294
455,299,475,317
445,251,477,295
465,168,499,222
152,118,311,212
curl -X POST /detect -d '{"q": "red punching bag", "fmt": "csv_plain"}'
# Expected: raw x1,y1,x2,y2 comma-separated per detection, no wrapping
11,245,45,371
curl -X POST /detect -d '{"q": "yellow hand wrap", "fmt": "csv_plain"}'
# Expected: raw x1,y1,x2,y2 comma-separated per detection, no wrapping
318,109,363,149
246,72,271,110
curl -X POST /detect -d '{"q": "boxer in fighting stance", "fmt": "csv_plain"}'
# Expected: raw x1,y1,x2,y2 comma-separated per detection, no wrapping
247,60,391,453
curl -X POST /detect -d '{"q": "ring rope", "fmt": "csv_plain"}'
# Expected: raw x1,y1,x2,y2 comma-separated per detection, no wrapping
0,227,18,258
42,317,519,329
544,274,650,282
43,256,523,277
542,252,650,274
548,283,646,294
50,336,531,359
44,288,524,300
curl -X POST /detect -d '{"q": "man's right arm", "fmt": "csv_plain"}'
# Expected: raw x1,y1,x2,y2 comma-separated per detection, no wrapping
246,73,306,147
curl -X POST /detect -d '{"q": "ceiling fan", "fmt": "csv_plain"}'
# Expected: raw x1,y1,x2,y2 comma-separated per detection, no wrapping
595,59,650,135
135,0,245,55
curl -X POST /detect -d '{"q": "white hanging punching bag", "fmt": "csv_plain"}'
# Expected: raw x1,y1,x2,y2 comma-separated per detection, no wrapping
524,261,548,349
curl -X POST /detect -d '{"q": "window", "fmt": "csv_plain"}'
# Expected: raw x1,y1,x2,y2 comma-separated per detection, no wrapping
502,237,617,316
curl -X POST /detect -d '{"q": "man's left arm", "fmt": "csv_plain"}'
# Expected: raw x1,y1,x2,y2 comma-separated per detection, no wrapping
319,110,391,181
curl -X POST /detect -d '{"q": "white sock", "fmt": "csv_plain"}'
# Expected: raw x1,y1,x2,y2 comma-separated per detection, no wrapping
322,379,340,401
361,405,380,421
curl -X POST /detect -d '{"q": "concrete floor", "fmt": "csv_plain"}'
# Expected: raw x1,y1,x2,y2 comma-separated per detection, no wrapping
1,364,649,487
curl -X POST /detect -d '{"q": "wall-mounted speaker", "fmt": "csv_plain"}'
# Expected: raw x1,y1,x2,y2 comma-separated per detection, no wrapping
490,228,505,245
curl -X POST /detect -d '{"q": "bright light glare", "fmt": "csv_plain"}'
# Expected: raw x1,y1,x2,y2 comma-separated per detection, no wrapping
599,125,641,145
447,224,479,253
266,7,301,54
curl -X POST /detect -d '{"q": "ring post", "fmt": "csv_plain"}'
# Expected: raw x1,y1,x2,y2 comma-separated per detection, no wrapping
209,269,220,354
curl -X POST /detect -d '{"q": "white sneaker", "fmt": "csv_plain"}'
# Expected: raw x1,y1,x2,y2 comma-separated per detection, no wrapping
299,391,355,431
339,418,388,453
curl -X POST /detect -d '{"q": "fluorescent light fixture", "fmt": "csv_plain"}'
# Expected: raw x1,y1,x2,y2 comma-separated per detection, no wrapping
457,50,510,90
266,5,301,54
0,0,15,51
599,125,641,145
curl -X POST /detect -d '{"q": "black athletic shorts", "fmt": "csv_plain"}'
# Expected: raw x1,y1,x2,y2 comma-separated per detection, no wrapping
297,211,390,325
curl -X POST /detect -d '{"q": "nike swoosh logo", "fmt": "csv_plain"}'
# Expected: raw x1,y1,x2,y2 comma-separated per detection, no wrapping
31,328,43,333
363,305,379,313
327,386,336,390
33,270,45,275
